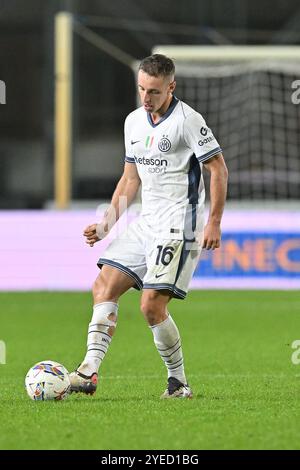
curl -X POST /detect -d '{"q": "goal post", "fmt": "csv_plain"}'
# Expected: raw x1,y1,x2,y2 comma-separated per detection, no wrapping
54,12,73,210
54,12,137,209
153,45,300,62
153,45,300,201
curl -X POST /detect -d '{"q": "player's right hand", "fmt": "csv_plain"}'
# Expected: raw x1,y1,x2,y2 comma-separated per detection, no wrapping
83,222,108,247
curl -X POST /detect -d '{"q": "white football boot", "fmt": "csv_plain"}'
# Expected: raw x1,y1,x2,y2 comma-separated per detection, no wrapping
69,368,98,395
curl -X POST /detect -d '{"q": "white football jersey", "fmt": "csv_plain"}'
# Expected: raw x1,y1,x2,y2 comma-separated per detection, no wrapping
124,96,222,240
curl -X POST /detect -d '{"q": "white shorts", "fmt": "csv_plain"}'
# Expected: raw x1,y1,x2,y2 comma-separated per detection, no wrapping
98,218,202,299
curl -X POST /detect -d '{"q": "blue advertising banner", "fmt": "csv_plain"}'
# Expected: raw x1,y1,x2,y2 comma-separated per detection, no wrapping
195,233,300,278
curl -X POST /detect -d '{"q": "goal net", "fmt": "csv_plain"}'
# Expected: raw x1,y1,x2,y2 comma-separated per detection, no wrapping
153,46,300,200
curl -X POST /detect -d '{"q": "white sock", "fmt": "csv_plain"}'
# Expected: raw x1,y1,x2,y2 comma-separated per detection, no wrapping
78,301,118,376
150,314,187,384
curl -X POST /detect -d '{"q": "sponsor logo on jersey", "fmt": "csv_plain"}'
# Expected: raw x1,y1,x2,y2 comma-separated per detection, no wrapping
134,155,167,174
200,126,208,136
134,156,167,167
158,136,172,152
198,135,214,146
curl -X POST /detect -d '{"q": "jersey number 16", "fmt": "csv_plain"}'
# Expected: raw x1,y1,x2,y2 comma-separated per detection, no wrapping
155,245,175,266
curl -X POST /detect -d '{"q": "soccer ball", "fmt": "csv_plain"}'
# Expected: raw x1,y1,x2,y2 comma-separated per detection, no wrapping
25,360,71,401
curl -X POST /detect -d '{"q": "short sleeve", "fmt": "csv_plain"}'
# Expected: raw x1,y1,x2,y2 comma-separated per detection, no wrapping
124,115,135,164
183,112,222,163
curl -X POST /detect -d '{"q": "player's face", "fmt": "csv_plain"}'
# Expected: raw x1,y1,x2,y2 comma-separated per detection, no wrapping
138,70,176,114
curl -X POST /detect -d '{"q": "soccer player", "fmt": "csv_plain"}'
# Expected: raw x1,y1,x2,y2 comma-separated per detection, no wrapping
69,54,228,398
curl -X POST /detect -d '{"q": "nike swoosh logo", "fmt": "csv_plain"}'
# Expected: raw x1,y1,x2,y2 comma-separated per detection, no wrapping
131,140,140,145
155,273,166,279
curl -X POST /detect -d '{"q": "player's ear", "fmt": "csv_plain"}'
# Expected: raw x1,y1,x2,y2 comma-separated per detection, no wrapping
169,80,176,93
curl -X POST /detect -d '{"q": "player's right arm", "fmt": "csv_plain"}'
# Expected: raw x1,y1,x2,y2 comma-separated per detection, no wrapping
84,162,141,247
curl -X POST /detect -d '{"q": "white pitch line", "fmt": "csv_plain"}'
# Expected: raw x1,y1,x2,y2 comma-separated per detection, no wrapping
100,373,298,380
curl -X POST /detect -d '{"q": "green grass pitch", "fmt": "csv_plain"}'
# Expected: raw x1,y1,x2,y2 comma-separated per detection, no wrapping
0,290,299,450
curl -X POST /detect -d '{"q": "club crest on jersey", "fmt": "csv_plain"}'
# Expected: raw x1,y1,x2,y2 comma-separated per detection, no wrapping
158,136,171,152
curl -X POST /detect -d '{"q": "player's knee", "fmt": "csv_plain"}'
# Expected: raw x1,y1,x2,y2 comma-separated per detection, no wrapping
140,295,165,325
140,298,156,322
92,275,117,303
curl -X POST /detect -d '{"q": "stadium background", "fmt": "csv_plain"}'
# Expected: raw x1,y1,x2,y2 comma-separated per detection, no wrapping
0,0,300,452
0,0,299,290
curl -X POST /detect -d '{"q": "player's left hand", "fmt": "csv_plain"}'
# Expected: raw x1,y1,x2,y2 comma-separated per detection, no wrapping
202,221,221,250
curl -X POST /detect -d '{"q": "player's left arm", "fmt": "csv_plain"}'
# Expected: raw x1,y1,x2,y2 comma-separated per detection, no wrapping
202,153,228,250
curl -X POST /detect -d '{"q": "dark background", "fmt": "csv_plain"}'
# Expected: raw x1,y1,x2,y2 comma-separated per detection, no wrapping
0,0,300,208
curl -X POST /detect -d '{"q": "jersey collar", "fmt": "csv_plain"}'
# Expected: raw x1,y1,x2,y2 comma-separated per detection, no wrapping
147,95,179,128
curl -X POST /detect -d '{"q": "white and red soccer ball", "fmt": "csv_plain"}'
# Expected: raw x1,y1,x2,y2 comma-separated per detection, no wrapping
25,360,70,401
